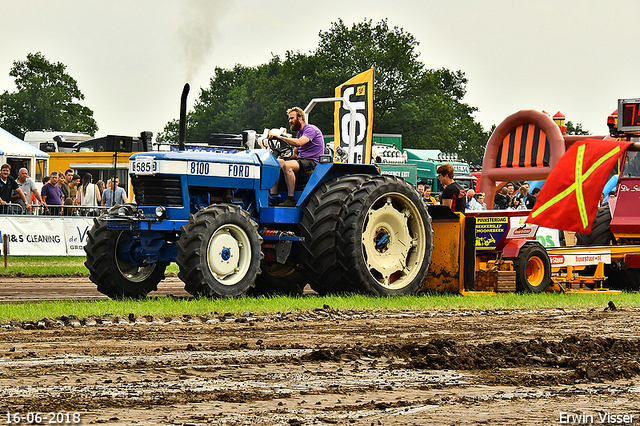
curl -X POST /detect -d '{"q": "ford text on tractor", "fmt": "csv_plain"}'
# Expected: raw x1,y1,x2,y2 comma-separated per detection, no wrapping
84,85,433,298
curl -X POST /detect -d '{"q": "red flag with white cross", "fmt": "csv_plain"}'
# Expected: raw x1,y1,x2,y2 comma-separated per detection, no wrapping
526,139,633,233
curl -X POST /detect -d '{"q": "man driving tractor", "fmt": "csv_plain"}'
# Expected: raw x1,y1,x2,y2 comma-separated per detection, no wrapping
268,107,325,207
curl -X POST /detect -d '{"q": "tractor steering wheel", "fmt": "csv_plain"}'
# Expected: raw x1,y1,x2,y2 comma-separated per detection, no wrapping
268,136,294,159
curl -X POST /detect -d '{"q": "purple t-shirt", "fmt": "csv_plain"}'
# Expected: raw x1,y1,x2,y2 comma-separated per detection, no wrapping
297,124,324,162
41,183,63,206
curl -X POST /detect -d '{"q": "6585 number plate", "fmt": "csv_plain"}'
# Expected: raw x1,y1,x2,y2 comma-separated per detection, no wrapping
131,157,155,175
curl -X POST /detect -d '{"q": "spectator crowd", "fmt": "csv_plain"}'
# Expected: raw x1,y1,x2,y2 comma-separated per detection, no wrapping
488,181,539,211
0,163,128,216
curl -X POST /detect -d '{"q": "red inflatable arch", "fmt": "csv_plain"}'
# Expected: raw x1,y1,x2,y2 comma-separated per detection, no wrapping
480,110,566,208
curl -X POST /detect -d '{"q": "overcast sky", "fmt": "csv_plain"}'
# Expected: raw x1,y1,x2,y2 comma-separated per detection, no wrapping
1,0,638,140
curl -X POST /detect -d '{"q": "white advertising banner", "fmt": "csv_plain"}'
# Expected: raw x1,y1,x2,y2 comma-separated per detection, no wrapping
63,218,95,256
549,251,612,268
0,216,94,256
508,215,562,248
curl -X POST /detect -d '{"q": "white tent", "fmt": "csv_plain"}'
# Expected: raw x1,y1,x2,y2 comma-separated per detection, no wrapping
0,127,49,181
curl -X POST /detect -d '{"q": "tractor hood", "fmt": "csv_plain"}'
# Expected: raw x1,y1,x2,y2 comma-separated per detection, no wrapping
129,148,281,190
130,148,275,165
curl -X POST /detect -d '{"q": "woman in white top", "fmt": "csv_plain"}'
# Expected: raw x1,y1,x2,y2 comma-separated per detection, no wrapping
76,173,101,216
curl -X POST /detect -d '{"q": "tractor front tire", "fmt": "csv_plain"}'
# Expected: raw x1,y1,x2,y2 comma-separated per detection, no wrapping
338,175,433,296
84,218,167,299
176,204,262,298
511,242,551,293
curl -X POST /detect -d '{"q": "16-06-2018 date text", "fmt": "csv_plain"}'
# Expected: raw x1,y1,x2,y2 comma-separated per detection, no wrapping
5,412,81,424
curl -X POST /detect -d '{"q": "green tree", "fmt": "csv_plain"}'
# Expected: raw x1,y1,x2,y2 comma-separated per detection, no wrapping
0,52,98,138
565,120,590,136
156,118,180,144
312,19,489,164
312,19,424,130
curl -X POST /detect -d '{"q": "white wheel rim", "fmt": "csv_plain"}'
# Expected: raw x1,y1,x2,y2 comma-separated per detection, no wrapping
361,193,427,290
207,224,252,286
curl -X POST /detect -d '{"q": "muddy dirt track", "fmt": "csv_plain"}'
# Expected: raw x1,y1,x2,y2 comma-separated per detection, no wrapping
2,279,640,425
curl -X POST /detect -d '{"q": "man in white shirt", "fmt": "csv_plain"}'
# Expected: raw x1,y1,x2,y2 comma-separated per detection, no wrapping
12,167,43,213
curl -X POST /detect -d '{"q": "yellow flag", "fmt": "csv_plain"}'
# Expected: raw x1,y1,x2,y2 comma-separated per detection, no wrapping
334,68,374,164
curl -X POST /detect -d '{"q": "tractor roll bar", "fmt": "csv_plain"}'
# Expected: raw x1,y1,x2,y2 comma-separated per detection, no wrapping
304,97,358,164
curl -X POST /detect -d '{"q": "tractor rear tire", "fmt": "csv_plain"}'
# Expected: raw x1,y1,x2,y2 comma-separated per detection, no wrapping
299,175,370,295
337,175,433,296
84,217,167,299
511,242,551,293
576,206,613,246
176,204,262,298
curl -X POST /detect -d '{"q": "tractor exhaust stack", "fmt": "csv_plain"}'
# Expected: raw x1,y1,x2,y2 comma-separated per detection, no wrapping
179,83,190,151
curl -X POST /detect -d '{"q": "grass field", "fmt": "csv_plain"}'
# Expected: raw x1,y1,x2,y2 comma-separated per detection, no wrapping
1,292,639,323
1,256,639,323
0,255,179,276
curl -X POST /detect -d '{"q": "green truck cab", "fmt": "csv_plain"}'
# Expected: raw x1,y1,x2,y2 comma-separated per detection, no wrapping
403,148,476,192
325,133,475,192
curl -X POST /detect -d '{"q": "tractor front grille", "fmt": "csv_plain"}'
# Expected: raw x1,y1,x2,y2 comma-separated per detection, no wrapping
131,176,183,207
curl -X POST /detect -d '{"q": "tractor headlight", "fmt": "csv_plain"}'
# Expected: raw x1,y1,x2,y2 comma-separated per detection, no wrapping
155,206,166,218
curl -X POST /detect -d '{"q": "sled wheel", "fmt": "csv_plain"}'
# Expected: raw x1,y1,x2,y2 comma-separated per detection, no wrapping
512,242,551,293
338,175,433,296
605,266,640,291
84,218,167,299
177,204,262,298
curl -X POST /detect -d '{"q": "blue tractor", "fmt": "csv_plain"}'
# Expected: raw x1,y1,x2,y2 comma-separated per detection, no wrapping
84,86,433,298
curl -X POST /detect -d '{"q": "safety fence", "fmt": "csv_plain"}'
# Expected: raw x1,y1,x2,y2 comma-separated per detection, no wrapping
0,215,95,256
1,203,107,217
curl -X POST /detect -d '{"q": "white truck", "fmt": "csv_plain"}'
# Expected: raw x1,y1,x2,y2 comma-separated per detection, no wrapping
23,131,93,153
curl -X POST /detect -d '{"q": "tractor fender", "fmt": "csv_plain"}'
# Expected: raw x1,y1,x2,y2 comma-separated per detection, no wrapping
296,162,380,206
502,238,530,258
